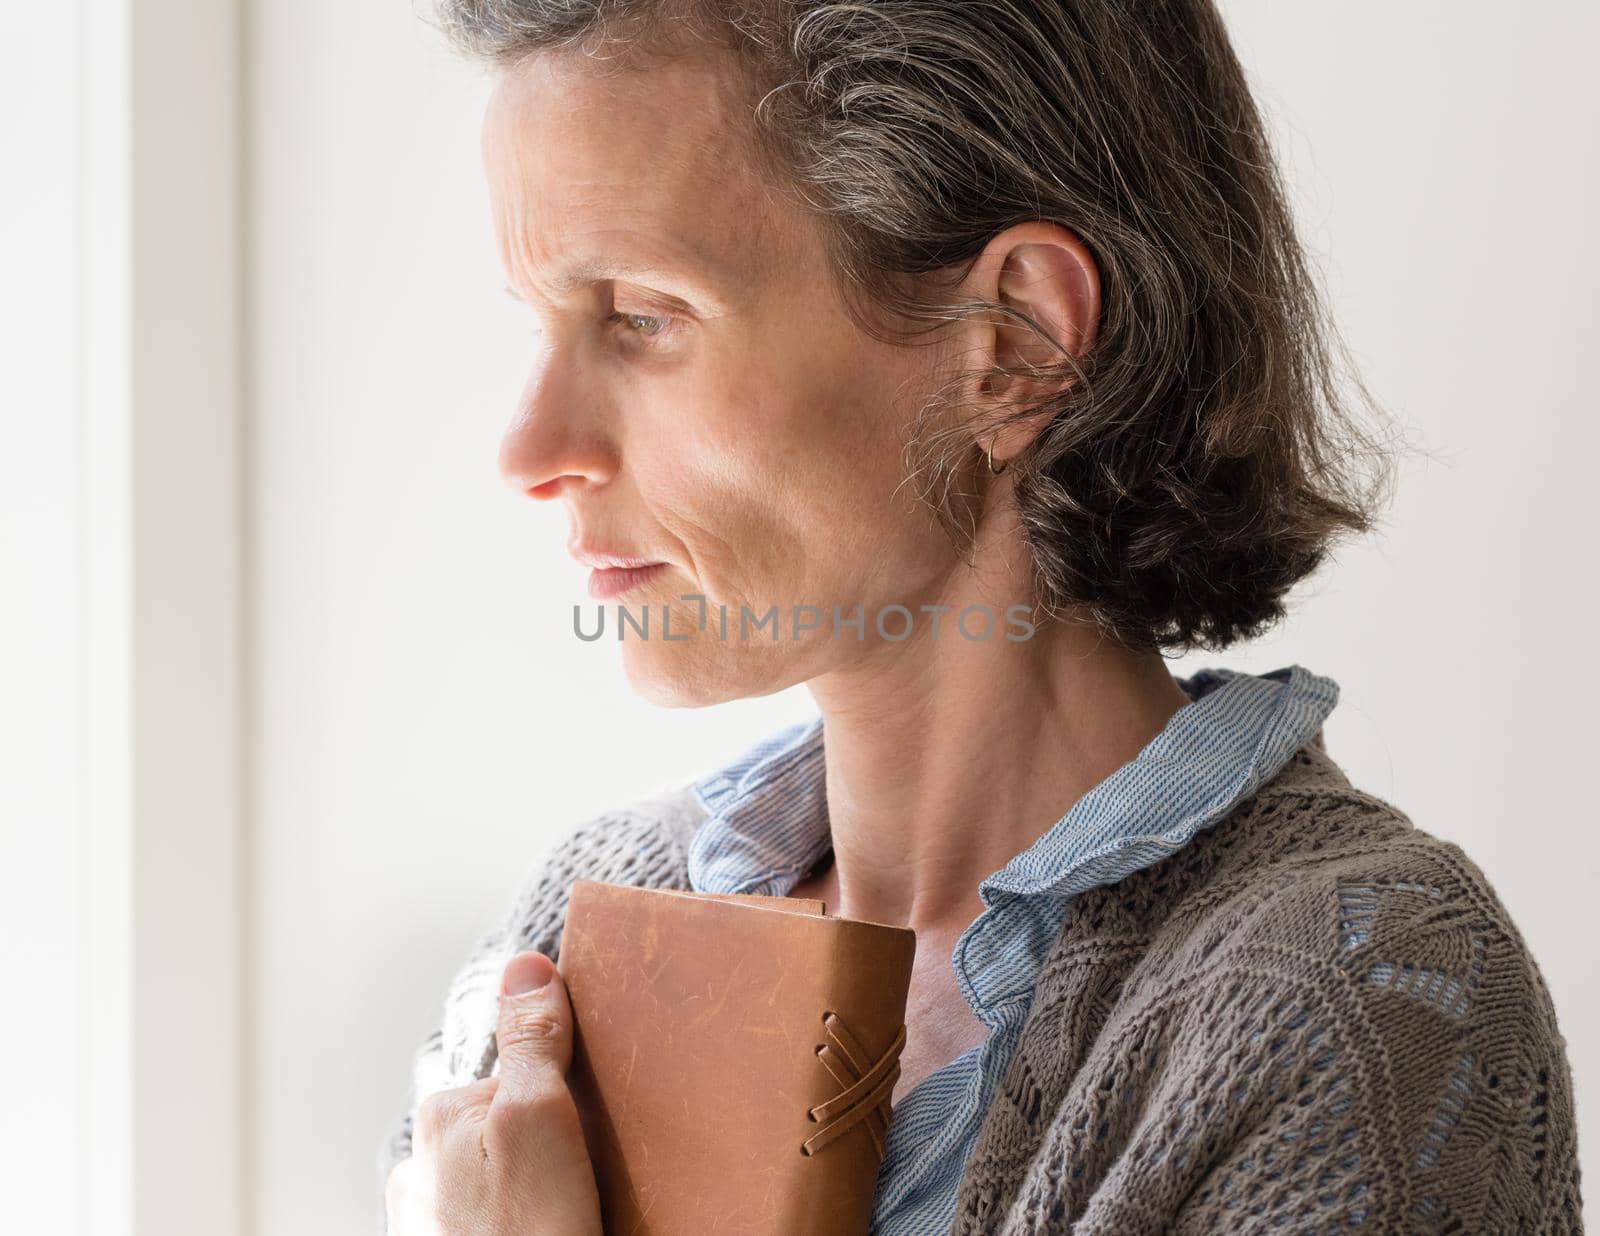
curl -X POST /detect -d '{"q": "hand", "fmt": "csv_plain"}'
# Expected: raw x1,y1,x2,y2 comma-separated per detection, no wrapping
386,952,603,1235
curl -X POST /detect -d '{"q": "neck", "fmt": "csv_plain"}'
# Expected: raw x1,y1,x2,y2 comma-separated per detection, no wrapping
804,514,1192,935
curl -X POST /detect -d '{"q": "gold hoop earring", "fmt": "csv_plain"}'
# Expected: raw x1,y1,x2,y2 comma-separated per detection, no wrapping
985,437,1006,475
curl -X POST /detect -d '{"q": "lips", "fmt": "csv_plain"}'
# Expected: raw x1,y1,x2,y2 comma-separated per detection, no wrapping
586,562,669,601
567,540,662,570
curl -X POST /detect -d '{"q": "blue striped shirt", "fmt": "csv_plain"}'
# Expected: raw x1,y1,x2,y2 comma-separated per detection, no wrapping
686,664,1340,1234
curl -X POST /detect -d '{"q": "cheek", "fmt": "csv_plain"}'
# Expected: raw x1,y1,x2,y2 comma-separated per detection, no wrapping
633,428,812,606
631,336,944,605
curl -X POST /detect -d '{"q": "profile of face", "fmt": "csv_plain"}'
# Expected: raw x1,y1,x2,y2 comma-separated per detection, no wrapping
482,50,1095,707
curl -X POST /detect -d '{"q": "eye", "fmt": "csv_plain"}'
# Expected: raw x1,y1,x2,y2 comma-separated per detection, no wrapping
606,310,673,341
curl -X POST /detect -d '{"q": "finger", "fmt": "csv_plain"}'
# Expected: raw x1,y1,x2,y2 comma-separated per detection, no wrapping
491,951,574,1106
412,1076,499,1157
483,952,600,1227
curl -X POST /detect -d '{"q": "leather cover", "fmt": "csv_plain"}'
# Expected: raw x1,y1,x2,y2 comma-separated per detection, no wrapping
556,879,917,1235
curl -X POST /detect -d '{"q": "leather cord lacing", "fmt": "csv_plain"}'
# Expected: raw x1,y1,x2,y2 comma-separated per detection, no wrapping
803,1012,907,1158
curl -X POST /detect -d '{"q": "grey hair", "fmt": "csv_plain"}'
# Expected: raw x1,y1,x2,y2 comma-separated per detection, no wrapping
431,0,1402,654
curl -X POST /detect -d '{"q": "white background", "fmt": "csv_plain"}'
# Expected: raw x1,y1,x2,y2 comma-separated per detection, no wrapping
3,2,1595,1232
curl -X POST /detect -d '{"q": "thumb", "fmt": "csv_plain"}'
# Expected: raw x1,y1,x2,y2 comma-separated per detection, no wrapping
493,951,574,1102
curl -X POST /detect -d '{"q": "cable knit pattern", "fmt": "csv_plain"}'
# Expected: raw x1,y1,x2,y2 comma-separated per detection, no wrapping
383,744,1583,1233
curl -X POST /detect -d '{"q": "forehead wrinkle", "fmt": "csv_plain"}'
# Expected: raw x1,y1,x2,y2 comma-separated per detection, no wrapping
500,178,758,310
486,55,785,309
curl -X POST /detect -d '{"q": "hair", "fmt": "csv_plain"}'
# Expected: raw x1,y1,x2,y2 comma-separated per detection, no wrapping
431,0,1404,654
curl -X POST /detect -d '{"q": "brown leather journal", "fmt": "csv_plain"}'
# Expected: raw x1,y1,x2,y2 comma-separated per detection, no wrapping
556,879,917,1235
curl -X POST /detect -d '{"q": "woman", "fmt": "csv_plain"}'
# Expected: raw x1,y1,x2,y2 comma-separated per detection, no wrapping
384,1,1583,1232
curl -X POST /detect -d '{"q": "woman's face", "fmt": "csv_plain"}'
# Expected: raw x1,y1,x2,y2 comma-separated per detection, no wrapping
483,50,979,706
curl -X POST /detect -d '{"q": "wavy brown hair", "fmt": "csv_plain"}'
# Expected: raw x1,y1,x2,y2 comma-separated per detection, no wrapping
432,0,1402,653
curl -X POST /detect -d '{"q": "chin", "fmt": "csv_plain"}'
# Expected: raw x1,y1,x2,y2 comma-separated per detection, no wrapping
618,632,806,709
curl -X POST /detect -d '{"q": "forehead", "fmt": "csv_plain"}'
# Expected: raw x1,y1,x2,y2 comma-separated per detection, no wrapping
482,49,782,297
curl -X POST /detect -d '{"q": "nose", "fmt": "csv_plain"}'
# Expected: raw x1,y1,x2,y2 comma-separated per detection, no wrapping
496,359,617,501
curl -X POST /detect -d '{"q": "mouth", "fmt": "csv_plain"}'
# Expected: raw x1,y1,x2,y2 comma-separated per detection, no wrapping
587,562,669,601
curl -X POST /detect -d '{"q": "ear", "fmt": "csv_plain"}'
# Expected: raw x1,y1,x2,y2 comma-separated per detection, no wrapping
962,221,1101,465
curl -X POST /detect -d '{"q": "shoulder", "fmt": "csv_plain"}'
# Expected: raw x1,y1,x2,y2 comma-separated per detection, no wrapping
1062,739,1417,945
1153,778,1583,1230
1198,757,1560,1036
468,778,707,988
509,778,708,940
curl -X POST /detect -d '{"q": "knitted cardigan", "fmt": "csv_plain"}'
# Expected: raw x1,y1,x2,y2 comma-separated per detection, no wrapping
384,739,1584,1233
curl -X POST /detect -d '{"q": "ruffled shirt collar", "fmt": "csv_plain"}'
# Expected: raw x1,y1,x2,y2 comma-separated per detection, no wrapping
688,663,1339,1019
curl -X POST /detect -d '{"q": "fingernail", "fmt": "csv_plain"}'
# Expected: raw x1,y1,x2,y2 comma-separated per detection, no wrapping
502,952,554,996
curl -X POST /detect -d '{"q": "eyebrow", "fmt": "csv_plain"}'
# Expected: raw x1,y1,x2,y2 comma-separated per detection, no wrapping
505,253,737,306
